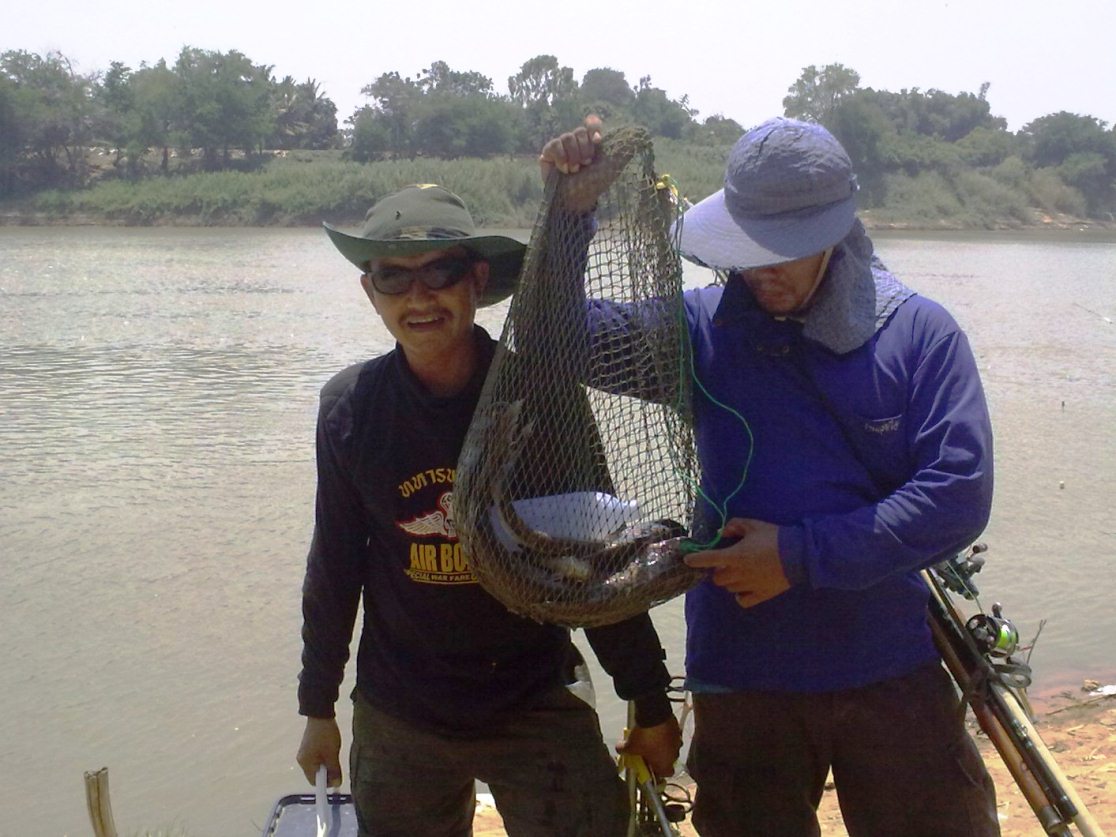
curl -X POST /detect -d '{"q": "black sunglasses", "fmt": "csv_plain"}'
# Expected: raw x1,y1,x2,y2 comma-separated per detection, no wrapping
367,256,476,296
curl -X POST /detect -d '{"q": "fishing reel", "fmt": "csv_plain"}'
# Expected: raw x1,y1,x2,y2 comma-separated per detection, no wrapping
966,603,1020,658
933,542,988,599
933,544,1034,690
966,602,1033,690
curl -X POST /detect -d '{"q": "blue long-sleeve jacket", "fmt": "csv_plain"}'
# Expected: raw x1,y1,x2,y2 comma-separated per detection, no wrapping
678,274,994,691
524,209,991,693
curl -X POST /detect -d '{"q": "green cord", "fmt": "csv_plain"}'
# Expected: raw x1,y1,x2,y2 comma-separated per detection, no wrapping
659,176,756,552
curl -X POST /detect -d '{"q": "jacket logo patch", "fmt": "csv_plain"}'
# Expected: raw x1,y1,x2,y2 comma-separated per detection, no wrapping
863,417,901,434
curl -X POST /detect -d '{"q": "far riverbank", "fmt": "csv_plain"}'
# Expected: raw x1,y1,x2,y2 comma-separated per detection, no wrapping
4,207,1114,233
4,143,1114,232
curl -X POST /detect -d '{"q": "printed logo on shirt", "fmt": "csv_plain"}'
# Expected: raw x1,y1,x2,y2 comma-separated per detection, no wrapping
406,540,475,585
398,491,456,538
398,467,455,498
395,485,479,586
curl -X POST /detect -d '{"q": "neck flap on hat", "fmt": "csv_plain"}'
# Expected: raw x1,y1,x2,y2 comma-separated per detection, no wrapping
715,221,915,354
795,220,914,354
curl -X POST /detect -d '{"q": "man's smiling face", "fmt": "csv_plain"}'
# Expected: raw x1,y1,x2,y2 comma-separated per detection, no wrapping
361,246,488,364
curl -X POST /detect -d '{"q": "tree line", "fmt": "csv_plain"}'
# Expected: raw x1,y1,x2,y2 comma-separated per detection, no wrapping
2,48,1114,220
1,48,337,193
784,64,1116,218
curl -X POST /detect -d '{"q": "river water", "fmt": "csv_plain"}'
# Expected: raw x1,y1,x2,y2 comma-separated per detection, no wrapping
0,226,1113,836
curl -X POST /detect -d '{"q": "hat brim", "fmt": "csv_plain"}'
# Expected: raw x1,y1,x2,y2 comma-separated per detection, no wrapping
323,223,527,307
676,189,857,270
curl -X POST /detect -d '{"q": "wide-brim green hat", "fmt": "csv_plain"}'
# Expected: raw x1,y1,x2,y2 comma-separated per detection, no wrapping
323,184,526,307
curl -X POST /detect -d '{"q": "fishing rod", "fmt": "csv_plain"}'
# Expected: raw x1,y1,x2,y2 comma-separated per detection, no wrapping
925,545,1103,836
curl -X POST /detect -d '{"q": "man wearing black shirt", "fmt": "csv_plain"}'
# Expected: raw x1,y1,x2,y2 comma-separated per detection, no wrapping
295,182,681,836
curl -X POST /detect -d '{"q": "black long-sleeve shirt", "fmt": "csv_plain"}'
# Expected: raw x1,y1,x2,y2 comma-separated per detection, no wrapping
298,328,672,734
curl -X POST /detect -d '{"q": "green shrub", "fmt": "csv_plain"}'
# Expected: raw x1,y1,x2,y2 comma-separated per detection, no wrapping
951,169,1032,227
1027,169,1087,216
874,172,962,224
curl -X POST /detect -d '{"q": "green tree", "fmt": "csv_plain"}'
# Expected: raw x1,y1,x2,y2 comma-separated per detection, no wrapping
1057,152,1112,214
271,76,338,150
631,76,696,140
95,61,134,171
418,60,495,98
1020,112,1116,214
412,94,516,158
348,105,393,162
862,85,1006,142
885,130,964,177
0,50,96,190
130,60,180,174
1020,111,1115,168
955,125,1018,168
580,67,634,119
173,47,274,169
692,114,744,146
827,92,896,205
356,71,423,158
412,61,515,157
783,63,861,123
508,55,580,151
352,62,505,160
0,74,23,195
827,84,1012,193
508,54,575,108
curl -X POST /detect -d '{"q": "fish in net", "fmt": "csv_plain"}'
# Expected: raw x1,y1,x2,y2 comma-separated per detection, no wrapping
455,126,702,628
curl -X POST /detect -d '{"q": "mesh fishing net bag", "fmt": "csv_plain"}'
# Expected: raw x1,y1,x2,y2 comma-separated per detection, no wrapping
455,127,701,628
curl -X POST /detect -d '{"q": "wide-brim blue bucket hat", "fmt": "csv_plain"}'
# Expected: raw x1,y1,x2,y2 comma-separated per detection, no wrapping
677,118,859,270
324,184,526,307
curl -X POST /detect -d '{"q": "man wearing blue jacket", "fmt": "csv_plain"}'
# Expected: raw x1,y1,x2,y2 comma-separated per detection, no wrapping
543,116,1000,835
677,118,1000,836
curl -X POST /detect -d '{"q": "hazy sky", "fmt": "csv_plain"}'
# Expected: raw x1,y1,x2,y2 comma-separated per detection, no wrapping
8,0,1115,133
